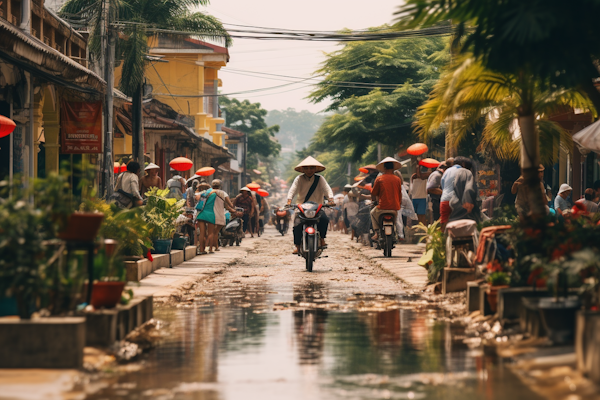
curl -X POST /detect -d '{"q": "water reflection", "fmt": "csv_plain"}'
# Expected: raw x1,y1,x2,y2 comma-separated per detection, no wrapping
85,284,541,400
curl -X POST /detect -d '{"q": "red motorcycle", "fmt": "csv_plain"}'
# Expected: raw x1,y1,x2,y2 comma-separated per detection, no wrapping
273,206,291,236
290,201,331,272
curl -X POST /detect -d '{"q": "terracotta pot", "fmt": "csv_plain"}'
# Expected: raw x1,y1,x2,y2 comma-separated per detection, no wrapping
58,213,104,242
486,285,509,313
90,281,125,309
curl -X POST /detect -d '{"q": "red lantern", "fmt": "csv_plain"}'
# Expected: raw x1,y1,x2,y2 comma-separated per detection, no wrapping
257,189,269,197
169,157,193,172
113,162,120,174
0,115,16,138
407,143,428,156
120,164,127,173
247,183,261,191
419,158,441,168
196,167,216,176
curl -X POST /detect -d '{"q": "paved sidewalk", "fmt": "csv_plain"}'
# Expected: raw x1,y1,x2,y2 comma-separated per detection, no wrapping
349,239,428,289
129,238,257,300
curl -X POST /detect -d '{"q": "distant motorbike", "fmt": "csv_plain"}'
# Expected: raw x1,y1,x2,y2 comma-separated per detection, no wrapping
219,207,245,247
376,209,397,257
273,206,291,235
289,202,332,272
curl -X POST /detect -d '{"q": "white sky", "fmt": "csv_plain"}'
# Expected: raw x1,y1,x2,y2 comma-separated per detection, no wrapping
200,0,402,114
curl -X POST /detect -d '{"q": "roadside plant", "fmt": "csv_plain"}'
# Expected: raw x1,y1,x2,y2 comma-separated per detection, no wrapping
416,220,446,283
142,188,185,240
486,271,510,286
562,249,600,310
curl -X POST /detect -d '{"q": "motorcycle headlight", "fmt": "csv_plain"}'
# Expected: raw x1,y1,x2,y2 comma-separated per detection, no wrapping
305,210,316,218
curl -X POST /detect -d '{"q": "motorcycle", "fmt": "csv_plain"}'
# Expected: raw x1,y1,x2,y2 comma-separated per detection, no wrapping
273,206,291,235
219,207,245,247
375,208,397,257
290,201,332,272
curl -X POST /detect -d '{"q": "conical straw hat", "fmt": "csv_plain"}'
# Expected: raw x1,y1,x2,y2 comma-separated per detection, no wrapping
376,157,402,172
295,156,326,173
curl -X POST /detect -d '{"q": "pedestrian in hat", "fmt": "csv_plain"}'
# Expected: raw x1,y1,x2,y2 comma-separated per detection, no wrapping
370,157,403,242
233,187,255,237
426,160,451,222
512,165,548,219
287,156,334,254
555,184,573,217
166,168,186,200
140,162,162,196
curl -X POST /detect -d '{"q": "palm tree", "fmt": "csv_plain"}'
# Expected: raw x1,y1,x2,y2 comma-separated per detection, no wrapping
415,56,594,165
395,0,600,218
60,0,231,163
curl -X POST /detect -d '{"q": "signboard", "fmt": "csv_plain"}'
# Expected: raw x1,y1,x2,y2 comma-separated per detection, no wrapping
476,161,501,198
60,101,102,153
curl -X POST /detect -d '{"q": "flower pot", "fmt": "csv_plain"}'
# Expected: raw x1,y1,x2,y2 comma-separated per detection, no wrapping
538,296,580,344
58,213,104,242
575,310,600,375
90,281,126,309
151,239,172,254
172,237,188,250
486,285,509,313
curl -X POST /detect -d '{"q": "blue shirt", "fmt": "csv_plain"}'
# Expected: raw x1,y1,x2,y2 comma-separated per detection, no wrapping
554,195,571,212
440,165,461,202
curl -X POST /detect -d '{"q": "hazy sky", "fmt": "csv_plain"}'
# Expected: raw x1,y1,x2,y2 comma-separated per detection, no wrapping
200,0,402,114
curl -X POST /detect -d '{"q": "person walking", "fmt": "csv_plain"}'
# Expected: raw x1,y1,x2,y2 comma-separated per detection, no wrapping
426,160,451,222
186,179,199,209
410,166,431,225
112,161,143,209
233,187,256,237
440,159,463,230
370,157,403,242
166,168,186,200
287,156,334,254
196,179,239,253
140,163,162,196
448,157,480,223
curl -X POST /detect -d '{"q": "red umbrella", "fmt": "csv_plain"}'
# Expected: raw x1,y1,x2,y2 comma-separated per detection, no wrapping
257,189,269,197
247,183,261,191
169,157,193,172
196,166,215,176
407,143,428,156
419,158,441,168
0,115,16,138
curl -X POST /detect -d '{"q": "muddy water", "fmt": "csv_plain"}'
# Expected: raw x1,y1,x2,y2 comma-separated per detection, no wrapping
85,284,540,400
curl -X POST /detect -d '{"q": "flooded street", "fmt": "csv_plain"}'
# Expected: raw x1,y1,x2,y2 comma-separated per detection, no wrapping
84,229,541,400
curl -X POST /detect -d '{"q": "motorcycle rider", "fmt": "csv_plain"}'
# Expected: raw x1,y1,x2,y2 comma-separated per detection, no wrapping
287,156,334,254
370,157,403,242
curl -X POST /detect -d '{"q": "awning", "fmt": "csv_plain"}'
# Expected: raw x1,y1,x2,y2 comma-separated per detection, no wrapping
0,18,105,94
573,119,600,153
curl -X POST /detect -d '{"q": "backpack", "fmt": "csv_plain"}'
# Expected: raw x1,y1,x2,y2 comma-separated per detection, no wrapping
195,188,214,213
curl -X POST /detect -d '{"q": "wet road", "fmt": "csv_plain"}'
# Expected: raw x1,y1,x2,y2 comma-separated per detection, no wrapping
85,228,541,400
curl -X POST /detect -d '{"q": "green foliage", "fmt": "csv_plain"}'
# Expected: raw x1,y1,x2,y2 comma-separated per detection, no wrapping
486,271,510,286
415,220,446,283
561,249,600,310
478,205,519,229
308,32,447,160
142,188,185,239
394,0,600,111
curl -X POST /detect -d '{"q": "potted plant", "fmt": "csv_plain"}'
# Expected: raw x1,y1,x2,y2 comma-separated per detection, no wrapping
485,260,510,313
142,188,185,254
416,220,446,283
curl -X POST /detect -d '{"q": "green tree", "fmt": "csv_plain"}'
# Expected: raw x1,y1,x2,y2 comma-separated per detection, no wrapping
221,97,281,176
395,0,600,217
60,0,230,161
415,56,593,164
309,31,447,160
266,108,325,154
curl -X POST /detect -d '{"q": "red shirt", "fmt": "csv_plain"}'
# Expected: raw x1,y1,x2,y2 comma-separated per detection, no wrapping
371,174,402,211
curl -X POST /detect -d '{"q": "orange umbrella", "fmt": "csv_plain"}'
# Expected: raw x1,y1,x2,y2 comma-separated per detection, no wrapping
0,115,16,138
354,175,364,182
247,183,261,191
257,189,269,197
419,158,441,168
196,166,215,176
407,143,428,156
169,157,193,172
359,164,377,174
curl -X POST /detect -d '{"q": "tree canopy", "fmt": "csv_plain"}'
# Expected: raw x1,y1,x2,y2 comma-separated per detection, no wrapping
308,31,448,160
221,97,281,173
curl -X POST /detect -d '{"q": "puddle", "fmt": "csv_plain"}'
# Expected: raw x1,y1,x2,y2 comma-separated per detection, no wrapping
84,284,542,400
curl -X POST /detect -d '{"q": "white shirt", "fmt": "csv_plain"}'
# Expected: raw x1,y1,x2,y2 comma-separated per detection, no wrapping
287,174,334,204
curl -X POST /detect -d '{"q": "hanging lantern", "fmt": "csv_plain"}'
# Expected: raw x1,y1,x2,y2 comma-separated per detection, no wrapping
247,183,261,191
196,166,216,176
113,162,120,174
0,115,16,139
407,143,428,156
169,157,193,172
419,158,441,168
120,164,127,173
257,189,269,197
